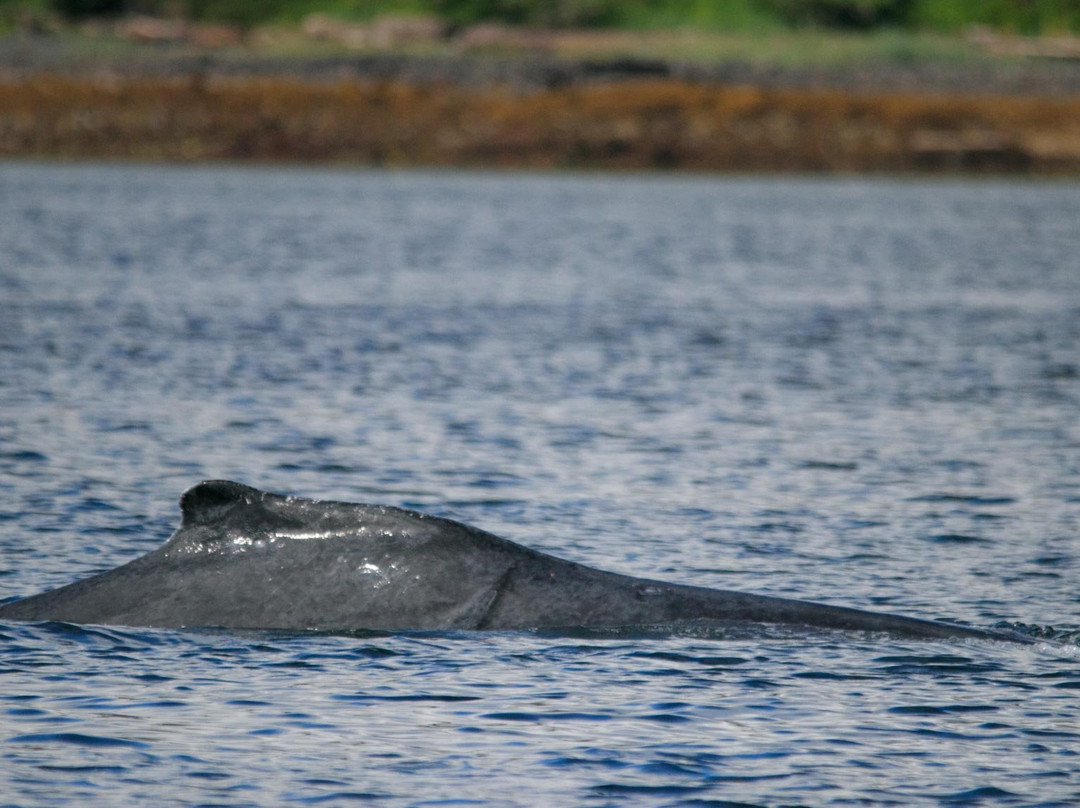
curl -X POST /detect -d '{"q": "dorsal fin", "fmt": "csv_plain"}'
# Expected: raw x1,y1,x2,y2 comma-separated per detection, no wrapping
179,480,264,527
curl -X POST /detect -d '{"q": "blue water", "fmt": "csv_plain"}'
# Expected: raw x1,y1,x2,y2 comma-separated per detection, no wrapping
1,164,1079,807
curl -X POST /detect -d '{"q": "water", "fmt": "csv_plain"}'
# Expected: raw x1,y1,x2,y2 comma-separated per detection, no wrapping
1,164,1079,806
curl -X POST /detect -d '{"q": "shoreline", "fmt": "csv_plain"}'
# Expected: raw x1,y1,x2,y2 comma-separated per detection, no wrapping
7,39,1080,95
3,73,1078,173
2,40,1079,173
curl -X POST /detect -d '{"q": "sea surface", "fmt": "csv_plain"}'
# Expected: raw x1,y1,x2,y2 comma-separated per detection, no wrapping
1,164,1079,807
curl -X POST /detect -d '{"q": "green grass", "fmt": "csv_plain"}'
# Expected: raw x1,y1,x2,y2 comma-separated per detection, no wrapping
1,0,1076,72
531,27,991,68
6,24,1001,71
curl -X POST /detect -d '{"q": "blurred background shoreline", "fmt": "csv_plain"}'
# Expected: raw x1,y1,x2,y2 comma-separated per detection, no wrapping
2,0,1080,172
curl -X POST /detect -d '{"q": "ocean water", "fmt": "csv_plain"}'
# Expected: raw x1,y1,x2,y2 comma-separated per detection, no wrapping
1,164,1079,807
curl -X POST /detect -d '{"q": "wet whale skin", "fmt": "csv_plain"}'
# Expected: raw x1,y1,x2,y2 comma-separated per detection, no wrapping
0,480,1026,642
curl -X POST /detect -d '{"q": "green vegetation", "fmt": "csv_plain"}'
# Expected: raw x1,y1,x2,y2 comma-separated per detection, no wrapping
560,27,986,68
909,0,1080,34
185,0,431,26
427,0,782,30
1,0,1078,32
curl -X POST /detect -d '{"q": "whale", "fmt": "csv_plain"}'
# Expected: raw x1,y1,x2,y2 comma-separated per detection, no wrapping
0,480,1030,642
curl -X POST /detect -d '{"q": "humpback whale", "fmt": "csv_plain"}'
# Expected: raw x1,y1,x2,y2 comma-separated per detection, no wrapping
0,480,1029,642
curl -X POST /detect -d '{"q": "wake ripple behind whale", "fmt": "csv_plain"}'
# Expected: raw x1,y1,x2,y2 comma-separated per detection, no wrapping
0,480,1031,643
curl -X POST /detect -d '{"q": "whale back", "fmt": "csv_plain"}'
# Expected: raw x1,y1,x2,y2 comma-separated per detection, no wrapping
0,481,558,630
0,481,1029,642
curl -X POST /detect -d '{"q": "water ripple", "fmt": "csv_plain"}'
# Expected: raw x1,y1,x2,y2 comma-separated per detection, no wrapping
1,167,1079,807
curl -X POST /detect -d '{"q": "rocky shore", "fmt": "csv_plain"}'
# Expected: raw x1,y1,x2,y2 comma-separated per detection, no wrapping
2,37,1079,172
